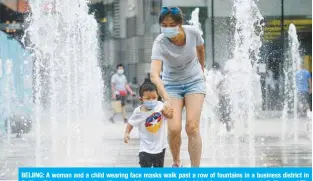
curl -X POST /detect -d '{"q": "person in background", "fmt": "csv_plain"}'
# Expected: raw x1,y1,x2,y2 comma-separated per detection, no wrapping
211,63,233,132
124,80,173,167
110,64,135,123
295,64,312,116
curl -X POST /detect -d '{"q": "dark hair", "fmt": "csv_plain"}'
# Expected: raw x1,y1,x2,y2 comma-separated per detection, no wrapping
159,7,183,25
212,63,220,70
116,64,124,69
139,80,158,97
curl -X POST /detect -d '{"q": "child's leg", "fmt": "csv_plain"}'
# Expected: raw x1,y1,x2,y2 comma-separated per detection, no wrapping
120,96,128,123
153,149,166,167
109,111,116,123
139,152,153,167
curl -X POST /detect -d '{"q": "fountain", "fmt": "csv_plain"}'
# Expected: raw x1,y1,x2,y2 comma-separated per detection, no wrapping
187,8,203,36
3,60,14,144
282,23,302,142
0,30,33,143
225,0,263,166
188,0,264,166
187,7,217,163
23,0,105,166
197,0,264,166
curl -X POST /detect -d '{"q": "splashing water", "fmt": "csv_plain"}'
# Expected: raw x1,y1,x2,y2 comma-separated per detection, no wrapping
188,8,217,162
23,0,105,166
189,0,264,166
2,60,15,143
188,8,203,36
227,0,263,128
198,0,264,166
189,1,264,165
225,0,264,166
282,24,302,142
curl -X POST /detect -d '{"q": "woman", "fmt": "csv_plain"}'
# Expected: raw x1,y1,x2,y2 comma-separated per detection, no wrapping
150,7,206,167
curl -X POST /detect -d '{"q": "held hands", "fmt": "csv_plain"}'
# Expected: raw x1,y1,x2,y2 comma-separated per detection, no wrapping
124,133,130,143
162,100,174,119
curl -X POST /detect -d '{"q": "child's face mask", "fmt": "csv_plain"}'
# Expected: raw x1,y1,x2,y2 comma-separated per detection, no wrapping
141,91,158,110
143,100,158,110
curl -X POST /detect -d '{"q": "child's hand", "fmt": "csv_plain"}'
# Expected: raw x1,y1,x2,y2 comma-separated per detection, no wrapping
124,133,130,143
162,106,174,119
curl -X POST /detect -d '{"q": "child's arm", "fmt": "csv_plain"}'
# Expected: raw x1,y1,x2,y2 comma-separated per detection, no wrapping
124,123,133,143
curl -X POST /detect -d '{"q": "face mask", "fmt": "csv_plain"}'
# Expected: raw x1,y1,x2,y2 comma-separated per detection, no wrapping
161,26,179,38
143,100,158,110
117,69,124,74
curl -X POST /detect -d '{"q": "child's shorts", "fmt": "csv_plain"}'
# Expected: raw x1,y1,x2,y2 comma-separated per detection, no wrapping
138,149,166,167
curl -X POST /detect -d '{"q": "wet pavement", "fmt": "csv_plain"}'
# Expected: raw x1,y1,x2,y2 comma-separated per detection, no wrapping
0,113,311,180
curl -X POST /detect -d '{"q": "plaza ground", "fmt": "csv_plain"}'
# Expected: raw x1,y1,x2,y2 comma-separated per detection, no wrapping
0,110,311,180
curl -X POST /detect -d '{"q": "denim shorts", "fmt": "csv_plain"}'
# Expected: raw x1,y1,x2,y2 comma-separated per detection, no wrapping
164,79,206,99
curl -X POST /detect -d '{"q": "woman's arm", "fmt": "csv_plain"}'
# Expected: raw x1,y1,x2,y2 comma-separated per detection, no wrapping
196,44,205,72
150,60,170,101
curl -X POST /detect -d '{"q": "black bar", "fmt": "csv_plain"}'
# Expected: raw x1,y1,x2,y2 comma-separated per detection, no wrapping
280,0,284,79
0,4,2,23
281,0,284,55
280,0,285,111
211,0,215,65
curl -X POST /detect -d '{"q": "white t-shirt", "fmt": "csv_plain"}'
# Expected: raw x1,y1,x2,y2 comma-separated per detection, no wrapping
128,101,168,154
111,73,127,95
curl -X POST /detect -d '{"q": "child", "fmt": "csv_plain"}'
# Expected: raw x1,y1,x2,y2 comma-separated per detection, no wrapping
124,80,173,167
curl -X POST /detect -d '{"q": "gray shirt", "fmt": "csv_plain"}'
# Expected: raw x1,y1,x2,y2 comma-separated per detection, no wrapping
151,25,204,84
111,73,127,95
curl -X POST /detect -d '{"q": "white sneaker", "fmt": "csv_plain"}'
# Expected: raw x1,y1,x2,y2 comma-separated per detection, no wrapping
172,163,183,167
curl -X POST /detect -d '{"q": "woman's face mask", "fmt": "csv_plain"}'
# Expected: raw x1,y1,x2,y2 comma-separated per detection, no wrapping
161,26,179,38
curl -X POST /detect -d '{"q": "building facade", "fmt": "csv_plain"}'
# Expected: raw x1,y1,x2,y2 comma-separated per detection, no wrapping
94,0,311,110
1,0,311,110
90,0,162,90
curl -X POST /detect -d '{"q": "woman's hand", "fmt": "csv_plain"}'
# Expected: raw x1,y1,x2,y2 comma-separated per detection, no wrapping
162,100,174,119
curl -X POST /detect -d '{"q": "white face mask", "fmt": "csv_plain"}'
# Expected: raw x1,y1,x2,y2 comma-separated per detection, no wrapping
117,69,124,74
160,26,179,38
